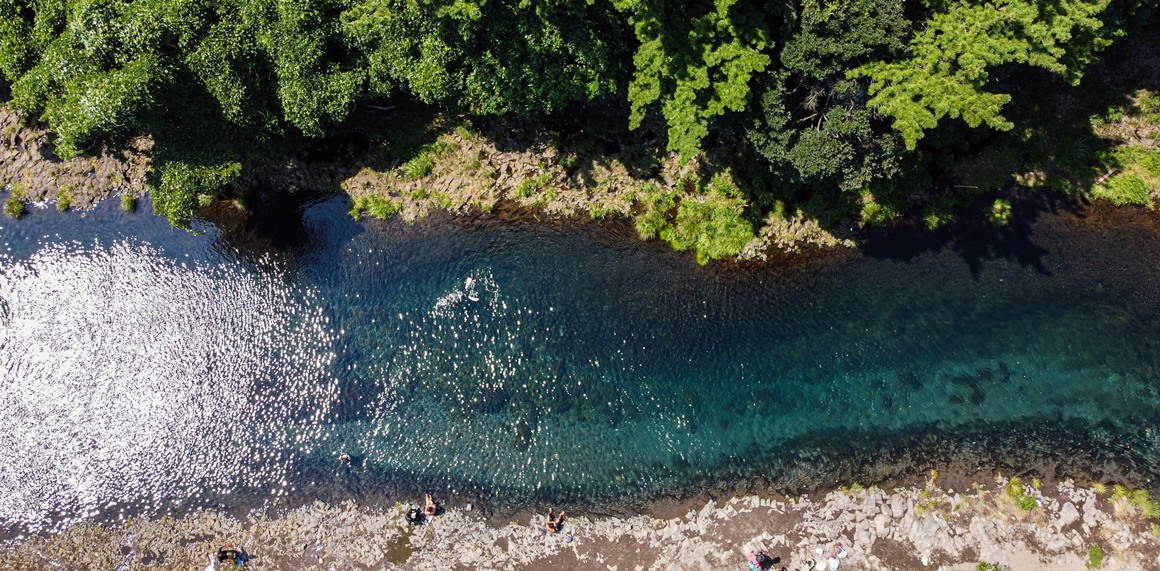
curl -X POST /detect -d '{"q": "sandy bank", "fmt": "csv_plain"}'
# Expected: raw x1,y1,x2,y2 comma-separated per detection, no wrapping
5,477,1159,570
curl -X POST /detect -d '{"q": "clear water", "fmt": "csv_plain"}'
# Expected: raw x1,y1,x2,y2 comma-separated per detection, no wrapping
2,193,1160,535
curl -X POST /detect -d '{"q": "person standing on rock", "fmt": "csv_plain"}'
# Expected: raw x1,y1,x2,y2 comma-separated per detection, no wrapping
424,493,439,516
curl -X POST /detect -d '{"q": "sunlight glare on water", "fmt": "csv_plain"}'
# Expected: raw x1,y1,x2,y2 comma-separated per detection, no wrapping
0,238,338,533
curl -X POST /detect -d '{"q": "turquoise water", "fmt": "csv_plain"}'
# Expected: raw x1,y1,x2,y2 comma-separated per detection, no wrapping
1,193,1159,534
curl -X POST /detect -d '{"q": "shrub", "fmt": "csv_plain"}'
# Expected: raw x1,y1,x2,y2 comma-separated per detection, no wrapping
1094,174,1150,208
977,563,1008,571
121,193,138,212
431,139,458,157
153,161,241,228
1005,477,1038,511
1112,486,1160,518
1014,495,1039,511
664,192,755,265
986,199,1011,226
56,192,71,212
633,183,676,240
3,196,27,219
1086,545,1104,569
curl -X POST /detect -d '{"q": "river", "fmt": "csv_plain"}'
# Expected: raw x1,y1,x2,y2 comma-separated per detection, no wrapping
2,191,1159,537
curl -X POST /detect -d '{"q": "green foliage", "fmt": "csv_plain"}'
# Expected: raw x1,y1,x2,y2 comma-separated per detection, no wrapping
1092,147,1160,209
986,199,1011,226
345,0,630,115
153,161,242,228
854,0,1113,149
662,182,754,264
977,563,1008,571
748,0,909,198
1111,485,1160,518
514,172,553,199
1086,545,1104,569
0,0,1153,238
3,194,26,219
616,0,771,159
633,182,676,240
1014,494,1038,511
403,153,435,179
55,189,70,211
1005,477,1039,510
349,194,401,220
120,191,137,212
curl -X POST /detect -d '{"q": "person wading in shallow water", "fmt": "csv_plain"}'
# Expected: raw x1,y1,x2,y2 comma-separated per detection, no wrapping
424,493,439,516
545,508,565,533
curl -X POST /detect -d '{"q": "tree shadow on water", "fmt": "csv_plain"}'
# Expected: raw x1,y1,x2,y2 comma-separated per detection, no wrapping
860,187,1085,279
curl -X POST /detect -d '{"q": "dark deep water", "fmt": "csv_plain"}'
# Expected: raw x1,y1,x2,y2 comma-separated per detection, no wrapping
2,191,1160,536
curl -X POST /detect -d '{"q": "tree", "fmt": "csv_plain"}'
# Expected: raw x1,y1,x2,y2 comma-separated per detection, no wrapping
615,0,771,159
746,0,910,198
853,0,1113,149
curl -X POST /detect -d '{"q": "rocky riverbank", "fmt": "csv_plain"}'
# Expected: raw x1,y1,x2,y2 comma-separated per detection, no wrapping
0,103,855,261
0,107,149,213
5,477,1159,570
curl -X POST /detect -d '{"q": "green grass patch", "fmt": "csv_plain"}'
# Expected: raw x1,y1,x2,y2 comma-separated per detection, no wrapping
514,172,554,199
3,195,27,219
633,183,677,240
121,192,138,212
977,563,1008,571
1086,545,1104,569
403,153,435,179
1112,485,1160,518
350,195,402,220
1092,147,1160,209
1005,477,1038,511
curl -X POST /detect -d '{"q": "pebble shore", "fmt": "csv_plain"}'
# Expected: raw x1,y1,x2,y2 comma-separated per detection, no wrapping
5,477,1159,570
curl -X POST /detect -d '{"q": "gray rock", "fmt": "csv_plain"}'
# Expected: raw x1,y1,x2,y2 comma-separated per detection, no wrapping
1056,502,1079,530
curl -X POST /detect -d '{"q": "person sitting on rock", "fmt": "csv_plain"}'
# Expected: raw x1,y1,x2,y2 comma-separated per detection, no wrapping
406,506,425,525
424,493,438,516
215,546,248,568
545,508,565,533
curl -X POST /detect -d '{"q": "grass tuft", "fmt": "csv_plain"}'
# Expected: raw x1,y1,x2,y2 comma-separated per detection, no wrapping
1005,477,1038,511
3,195,27,219
1086,545,1104,569
121,192,138,212
403,153,435,179
350,195,402,220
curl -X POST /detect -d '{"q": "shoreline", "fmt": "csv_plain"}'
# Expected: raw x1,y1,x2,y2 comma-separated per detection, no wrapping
5,474,1160,570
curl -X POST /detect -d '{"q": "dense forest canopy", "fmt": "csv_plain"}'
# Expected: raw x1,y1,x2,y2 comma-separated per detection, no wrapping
0,0,1158,259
